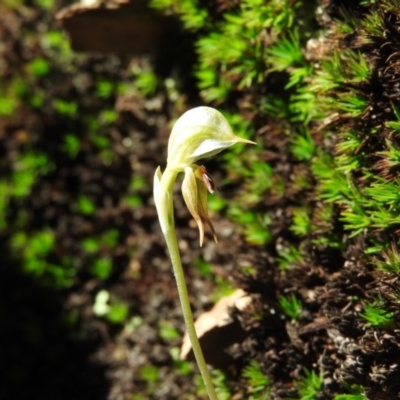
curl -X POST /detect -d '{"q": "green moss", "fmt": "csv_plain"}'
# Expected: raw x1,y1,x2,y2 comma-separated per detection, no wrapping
10,230,75,287
90,257,113,279
242,360,270,398
279,293,302,320
77,195,96,215
146,0,400,397
53,99,78,117
295,369,323,400
27,58,51,78
361,301,395,328
62,134,81,158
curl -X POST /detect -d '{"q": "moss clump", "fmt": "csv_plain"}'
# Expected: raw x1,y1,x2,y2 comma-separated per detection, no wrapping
152,0,400,398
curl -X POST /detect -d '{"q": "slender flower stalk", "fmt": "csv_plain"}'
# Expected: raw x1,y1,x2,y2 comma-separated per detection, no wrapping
153,106,254,399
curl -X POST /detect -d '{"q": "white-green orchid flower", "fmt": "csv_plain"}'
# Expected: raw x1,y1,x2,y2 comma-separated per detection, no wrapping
153,106,254,400
154,106,254,246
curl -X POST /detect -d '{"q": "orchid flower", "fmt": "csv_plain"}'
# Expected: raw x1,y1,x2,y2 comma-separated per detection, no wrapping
153,106,254,400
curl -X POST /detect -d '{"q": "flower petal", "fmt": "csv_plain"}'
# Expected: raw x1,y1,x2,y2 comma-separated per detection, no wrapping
153,166,169,234
182,167,205,246
196,171,218,245
167,106,255,167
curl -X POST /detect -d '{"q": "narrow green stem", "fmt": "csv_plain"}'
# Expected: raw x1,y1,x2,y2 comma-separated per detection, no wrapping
164,230,218,400
160,168,218,400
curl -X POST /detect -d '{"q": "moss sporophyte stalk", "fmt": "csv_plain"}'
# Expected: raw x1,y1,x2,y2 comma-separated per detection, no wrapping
153,106,254,399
